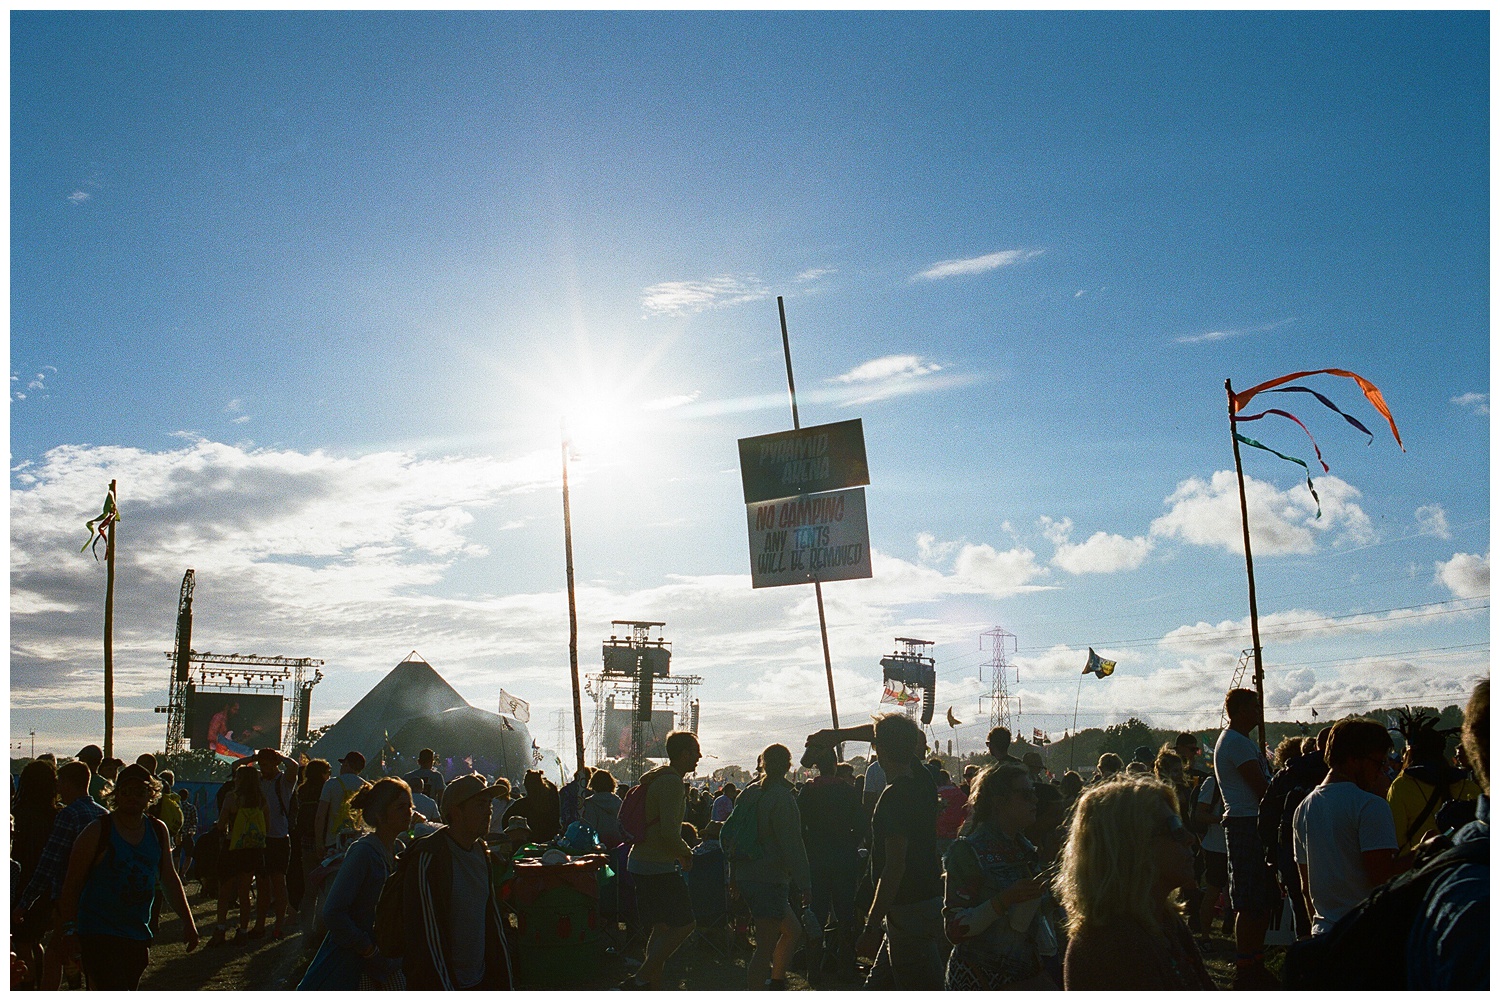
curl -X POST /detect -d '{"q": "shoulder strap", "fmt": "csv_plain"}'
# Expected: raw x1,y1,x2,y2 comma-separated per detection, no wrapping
1406,780,1450,845
89,817,114,868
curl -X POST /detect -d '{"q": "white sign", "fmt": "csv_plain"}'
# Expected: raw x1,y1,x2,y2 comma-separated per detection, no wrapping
745,487,873,588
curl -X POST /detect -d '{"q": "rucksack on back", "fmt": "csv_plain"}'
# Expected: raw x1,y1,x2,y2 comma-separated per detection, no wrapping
720,784,765,864
373,850,415,959
1282,837,1488,990
153,793,185,844
618,781,651,844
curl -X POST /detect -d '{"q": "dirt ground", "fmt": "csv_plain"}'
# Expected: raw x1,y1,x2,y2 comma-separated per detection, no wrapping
70,882,1266,990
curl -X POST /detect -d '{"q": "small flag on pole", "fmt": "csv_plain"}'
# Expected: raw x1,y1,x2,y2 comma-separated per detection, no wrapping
945,706,962,728
497,689,531,723
1032,727,1050,745
81,485,120,559
1083,648,1116,678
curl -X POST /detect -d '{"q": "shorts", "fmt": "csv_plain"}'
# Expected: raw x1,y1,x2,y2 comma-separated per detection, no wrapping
224,846,266,877
632,871,694,929
735,879,792,920
80,933,150,990
1203,849,1229,889
1223,817,1279,913
264,837,291,874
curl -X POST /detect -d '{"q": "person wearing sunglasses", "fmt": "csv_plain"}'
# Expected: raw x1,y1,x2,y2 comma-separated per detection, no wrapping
942,763,1058,990
1057,775,1213,990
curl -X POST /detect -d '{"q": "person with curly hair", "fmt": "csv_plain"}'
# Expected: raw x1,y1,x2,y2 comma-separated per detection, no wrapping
1057,775,1212,989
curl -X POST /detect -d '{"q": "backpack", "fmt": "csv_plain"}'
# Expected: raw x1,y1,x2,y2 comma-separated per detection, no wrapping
720,783,766,864
1281,836,1488,989
373,848,418,959
229,805,268,851
329,776,365,847
618,770,665,844
151,792,185,845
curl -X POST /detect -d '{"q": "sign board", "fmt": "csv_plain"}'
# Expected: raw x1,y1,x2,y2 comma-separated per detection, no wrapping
738,419,869,504
746,486,872,588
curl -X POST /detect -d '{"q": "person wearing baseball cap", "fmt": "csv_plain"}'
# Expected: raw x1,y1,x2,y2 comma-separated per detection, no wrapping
315,752,369,856
400,774,513,989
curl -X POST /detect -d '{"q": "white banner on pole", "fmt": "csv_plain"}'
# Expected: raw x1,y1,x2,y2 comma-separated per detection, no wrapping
745,486,872,588
498,689,531,723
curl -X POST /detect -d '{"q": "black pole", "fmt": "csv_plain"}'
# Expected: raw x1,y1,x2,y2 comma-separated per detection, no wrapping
778,297,842,745
103,479,116,759
1226,379,1268,758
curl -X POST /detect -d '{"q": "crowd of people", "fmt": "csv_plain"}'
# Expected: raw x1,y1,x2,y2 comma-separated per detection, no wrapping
7,678,1489,991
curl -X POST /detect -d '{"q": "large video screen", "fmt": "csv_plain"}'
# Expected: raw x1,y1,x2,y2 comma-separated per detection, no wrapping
604,703,674,758
188,691,283,758
601,644,671,677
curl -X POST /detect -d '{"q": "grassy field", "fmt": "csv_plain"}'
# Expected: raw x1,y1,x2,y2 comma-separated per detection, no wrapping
70,881,1268,990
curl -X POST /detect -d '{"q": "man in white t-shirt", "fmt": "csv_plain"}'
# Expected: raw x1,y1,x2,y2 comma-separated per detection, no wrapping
1213,688,1276,988
1292,718,1398,934
315,751,370,855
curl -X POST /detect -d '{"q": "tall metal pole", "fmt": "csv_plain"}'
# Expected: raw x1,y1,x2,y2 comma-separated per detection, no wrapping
1225,380,1268,758
103,479,116,759
561,430,587,776
778,297,841,739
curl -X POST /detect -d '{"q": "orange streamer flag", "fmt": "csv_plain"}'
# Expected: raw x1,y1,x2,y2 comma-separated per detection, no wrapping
1231,368,1403,451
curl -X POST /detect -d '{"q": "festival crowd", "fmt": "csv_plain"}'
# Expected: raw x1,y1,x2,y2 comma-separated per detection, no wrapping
8,680,1488,991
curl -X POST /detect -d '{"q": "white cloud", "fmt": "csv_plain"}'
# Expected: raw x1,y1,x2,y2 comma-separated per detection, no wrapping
916,531,959,563
1415,504,1451,540
643,391,701,411
1175,318,1295,345
1159,600,1486,655
1451,392,1489,415
794,268,834,283
640,275,769,316
831,355,942,384
913,249,1042,282
1435,552,1489,599
68,190,90,204
1149,470,1372,556
1040,516,1152,574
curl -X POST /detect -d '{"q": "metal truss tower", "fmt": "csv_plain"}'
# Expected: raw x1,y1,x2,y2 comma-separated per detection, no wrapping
980,626,1018,734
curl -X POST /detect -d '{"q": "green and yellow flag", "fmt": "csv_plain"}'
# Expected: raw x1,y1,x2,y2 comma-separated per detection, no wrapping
81,485,119,559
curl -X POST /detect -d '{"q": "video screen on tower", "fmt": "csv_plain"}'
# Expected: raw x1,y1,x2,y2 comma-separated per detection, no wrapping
604,703,674,758
187,692,283,758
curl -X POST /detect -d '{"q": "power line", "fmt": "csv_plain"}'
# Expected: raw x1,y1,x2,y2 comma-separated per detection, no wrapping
1013,596,1487,654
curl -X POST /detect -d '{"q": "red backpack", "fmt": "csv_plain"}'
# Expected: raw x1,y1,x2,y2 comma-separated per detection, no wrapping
617,769,662,844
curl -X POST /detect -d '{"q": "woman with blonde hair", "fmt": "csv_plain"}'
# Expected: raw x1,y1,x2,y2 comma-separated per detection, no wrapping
1057,775,1213,989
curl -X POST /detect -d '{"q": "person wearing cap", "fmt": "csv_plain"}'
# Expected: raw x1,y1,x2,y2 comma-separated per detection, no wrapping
399,774,514,990
252,747,300,939
316,752,369,856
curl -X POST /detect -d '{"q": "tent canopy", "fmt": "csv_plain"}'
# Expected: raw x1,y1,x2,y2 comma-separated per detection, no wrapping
391,705,535,785
309,654,469,762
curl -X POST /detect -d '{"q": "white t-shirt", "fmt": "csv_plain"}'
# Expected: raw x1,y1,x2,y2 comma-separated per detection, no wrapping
1197,776,1227,854
863,759,887,800
1214,728,1268,818
1292,781,1397,934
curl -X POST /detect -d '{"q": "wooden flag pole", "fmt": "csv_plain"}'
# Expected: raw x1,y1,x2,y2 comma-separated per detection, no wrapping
1225,380,1268,758
103,479,117,759
778,296,842,741
560,429,587,778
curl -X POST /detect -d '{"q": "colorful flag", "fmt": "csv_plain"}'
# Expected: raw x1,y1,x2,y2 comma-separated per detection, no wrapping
1032,728,1050,745
81,485,119,559
1083,648,1116,678
881,685,921,707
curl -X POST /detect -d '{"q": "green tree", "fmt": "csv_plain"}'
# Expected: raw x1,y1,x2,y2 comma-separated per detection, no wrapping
1098,717,1158,761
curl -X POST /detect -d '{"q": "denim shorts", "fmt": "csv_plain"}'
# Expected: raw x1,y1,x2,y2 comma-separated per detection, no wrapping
735,879,792,920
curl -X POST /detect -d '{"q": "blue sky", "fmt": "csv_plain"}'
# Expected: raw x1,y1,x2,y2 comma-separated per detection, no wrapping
11,11,1489,766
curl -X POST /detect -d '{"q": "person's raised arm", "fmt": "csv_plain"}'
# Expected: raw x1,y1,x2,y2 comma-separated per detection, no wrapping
806,724,875,749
